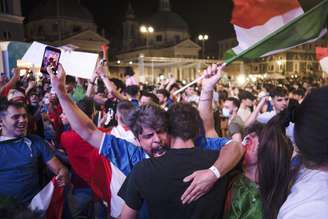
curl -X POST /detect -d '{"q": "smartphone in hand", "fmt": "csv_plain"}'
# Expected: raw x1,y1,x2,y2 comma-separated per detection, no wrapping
40,46,61,74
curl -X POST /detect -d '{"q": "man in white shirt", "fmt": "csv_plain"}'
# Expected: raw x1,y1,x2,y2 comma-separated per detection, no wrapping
245,87,295,142
237,91,255,123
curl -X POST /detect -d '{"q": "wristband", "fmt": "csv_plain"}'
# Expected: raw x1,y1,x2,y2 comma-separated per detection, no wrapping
209,166,221,179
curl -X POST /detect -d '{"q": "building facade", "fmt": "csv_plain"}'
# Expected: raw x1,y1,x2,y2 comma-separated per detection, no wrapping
0,0,24,41
115,0,203,83
218,34,328,78
25,0,108,53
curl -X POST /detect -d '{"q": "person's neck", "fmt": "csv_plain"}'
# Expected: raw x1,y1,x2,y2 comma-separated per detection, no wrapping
244,164,258,183
170,137,195,149
240,103,248,110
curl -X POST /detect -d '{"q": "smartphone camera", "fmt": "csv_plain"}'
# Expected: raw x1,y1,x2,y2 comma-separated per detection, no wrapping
40,46,61,75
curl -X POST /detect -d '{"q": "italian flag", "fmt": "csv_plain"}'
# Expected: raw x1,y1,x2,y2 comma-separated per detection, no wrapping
316,47,328,73
225,0,328,63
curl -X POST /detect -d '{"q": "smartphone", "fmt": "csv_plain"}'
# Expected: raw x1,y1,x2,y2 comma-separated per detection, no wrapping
40,46,61,74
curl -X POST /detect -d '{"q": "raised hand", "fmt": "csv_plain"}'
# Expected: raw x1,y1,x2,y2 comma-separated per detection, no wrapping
201,64,224,92
48,63,66,94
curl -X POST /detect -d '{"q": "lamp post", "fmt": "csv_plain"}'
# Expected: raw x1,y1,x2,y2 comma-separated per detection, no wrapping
140,25,154,48
198,34,208,58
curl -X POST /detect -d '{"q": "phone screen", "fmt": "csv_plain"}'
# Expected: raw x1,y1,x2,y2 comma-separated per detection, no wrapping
40,46,61,74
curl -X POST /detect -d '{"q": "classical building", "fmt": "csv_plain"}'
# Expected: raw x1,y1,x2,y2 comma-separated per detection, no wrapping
0,0,24,41
218,34,328,78
114,0,205,83
25,0,108,52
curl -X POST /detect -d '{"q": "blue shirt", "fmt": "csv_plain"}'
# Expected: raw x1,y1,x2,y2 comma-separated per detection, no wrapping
0,135,54,205
100,134,229,176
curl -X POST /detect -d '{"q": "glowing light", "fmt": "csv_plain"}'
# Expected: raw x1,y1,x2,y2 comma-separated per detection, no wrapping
129,61,133,65
140,25,147,33
236,74,246,85
249,75,257,82
117,60,121,64
159,75,165,80
19,69,27,76
148,26,154,33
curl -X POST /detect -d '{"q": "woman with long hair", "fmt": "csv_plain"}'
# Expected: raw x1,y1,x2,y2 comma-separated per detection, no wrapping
278,86,328,219
224,109,294,219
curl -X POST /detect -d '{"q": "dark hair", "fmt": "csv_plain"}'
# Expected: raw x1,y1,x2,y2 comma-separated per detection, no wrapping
124,67,135,77
117,101,134,126
226,97,240,108
125,85,139,98
293,88,305,97
26,88,38,97
270,86,288,98
238,90,255,101
257,110,293,219
167,103,202,140
65,75,76,85
169,83,180,92
293,86,328,166
110,78,125,93
76,97,95,119
244,122,264,137
140,92,160,105
156,89,170,99
126,103,168,137
0,97,25,117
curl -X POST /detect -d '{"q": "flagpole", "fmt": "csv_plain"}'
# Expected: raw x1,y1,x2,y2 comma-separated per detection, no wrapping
173,62,228,96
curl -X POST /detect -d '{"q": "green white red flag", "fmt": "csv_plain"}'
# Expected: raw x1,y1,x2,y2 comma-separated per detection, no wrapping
225,0,328,63
316,47,328,73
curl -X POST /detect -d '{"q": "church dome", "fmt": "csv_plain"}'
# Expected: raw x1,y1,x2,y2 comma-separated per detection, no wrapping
148,0,188,32
149,11,188,32
29,0,94,22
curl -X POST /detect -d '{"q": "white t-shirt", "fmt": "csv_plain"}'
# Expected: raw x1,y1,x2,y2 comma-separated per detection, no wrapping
257,111,295,143
237,107,251,123
278,167,328,219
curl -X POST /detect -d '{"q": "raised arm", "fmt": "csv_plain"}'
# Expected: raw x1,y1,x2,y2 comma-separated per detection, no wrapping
48,64,103,149
198,65,220,137
0,68,20,95
97,65,128,101
244,97,268,127
181,64,245,204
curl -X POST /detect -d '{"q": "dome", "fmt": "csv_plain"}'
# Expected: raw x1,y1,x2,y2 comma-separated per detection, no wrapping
29,0,94,22
149,11,189,32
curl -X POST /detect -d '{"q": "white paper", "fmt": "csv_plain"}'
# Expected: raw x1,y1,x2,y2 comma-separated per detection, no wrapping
21,42,98,79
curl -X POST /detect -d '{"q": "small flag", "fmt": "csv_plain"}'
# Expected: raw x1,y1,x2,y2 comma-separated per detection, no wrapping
225,0,328,62
29,177,64,219
316,47,328,73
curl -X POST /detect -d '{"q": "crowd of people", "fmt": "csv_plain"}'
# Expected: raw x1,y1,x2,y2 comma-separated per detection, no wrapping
0,60,328,219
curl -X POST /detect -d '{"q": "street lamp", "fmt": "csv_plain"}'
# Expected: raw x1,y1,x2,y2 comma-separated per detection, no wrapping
140,25,154,48
198,34,208,58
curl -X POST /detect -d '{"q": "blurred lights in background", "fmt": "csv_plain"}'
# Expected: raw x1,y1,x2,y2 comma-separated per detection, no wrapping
236,74,246,85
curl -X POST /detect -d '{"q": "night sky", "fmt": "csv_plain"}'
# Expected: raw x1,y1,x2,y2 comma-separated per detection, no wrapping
22,0,234,56
21,0,322,57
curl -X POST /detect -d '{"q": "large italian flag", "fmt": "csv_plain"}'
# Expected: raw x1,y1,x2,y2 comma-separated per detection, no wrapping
225,0,328,63
316,47,328,73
